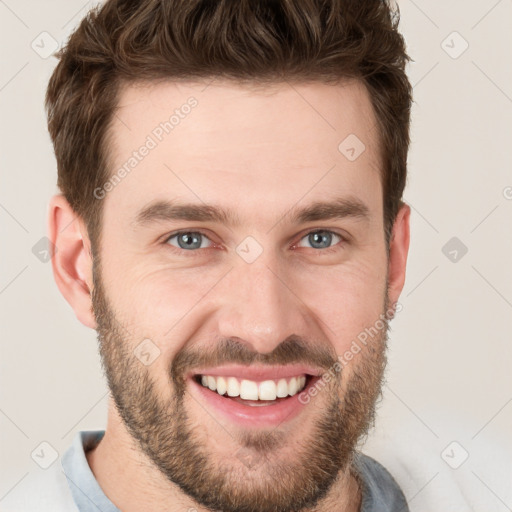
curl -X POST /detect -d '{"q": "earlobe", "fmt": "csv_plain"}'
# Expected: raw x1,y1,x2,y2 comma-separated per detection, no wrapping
387,202,411,307
47,194,97,329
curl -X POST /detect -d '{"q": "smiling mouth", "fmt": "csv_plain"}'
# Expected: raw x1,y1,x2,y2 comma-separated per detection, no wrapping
193,374,312,406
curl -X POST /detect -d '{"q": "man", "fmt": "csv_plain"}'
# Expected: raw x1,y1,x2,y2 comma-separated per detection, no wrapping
9,0,413,510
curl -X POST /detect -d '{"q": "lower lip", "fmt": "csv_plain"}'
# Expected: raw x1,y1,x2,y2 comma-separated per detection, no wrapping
189,377,317,428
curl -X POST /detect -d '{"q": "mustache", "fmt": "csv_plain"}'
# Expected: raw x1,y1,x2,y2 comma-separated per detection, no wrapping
170,334,339,385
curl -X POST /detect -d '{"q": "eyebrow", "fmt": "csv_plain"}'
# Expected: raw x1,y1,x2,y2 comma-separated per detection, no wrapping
132,196,371,229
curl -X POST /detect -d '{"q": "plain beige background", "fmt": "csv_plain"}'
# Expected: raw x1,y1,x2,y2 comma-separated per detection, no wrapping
1,1,511,510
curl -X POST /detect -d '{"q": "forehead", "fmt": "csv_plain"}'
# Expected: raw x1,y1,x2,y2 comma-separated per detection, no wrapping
104,78,382,223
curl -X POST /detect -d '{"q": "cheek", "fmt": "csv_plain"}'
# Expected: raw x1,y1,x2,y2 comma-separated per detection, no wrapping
295,257,388,352
101,261,224,358
103,256,201,323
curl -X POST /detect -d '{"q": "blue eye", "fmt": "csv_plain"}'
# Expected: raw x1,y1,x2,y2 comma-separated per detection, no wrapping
164,229,345,255
297,230,343,250
166,231,213,251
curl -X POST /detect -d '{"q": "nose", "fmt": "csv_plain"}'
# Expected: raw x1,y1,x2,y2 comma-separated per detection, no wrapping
215,253,310,355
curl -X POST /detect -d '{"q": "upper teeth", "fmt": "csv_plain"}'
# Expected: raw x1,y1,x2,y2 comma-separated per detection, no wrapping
200,375,307,400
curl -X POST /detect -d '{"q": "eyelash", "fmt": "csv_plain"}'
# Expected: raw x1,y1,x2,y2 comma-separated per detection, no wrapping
163,229,347,256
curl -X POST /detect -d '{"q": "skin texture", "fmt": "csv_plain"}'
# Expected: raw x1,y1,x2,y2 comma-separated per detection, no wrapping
48,79,410,512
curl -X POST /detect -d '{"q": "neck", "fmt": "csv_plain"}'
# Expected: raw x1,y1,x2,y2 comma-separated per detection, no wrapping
86,406,362,512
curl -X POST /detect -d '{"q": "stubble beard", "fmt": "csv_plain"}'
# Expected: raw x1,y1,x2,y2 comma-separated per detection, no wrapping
91,259,389,512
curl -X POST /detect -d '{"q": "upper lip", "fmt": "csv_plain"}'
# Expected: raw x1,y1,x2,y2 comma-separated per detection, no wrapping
188,364,324,382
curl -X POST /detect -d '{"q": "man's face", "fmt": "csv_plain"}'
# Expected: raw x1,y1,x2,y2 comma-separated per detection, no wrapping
91,79,396,511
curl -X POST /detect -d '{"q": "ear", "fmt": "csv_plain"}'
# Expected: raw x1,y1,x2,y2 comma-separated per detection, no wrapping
387,202,411,307
47,194,97,329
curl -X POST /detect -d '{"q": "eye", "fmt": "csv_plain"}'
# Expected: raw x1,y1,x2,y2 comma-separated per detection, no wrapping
296,230,344,251
163,229,345,255
165,231,213,251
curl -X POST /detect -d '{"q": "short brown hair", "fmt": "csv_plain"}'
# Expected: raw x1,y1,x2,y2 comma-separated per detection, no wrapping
45,0,413,254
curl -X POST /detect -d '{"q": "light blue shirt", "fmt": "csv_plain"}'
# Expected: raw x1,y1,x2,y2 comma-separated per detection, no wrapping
3,430,409,511
61,431,119,511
